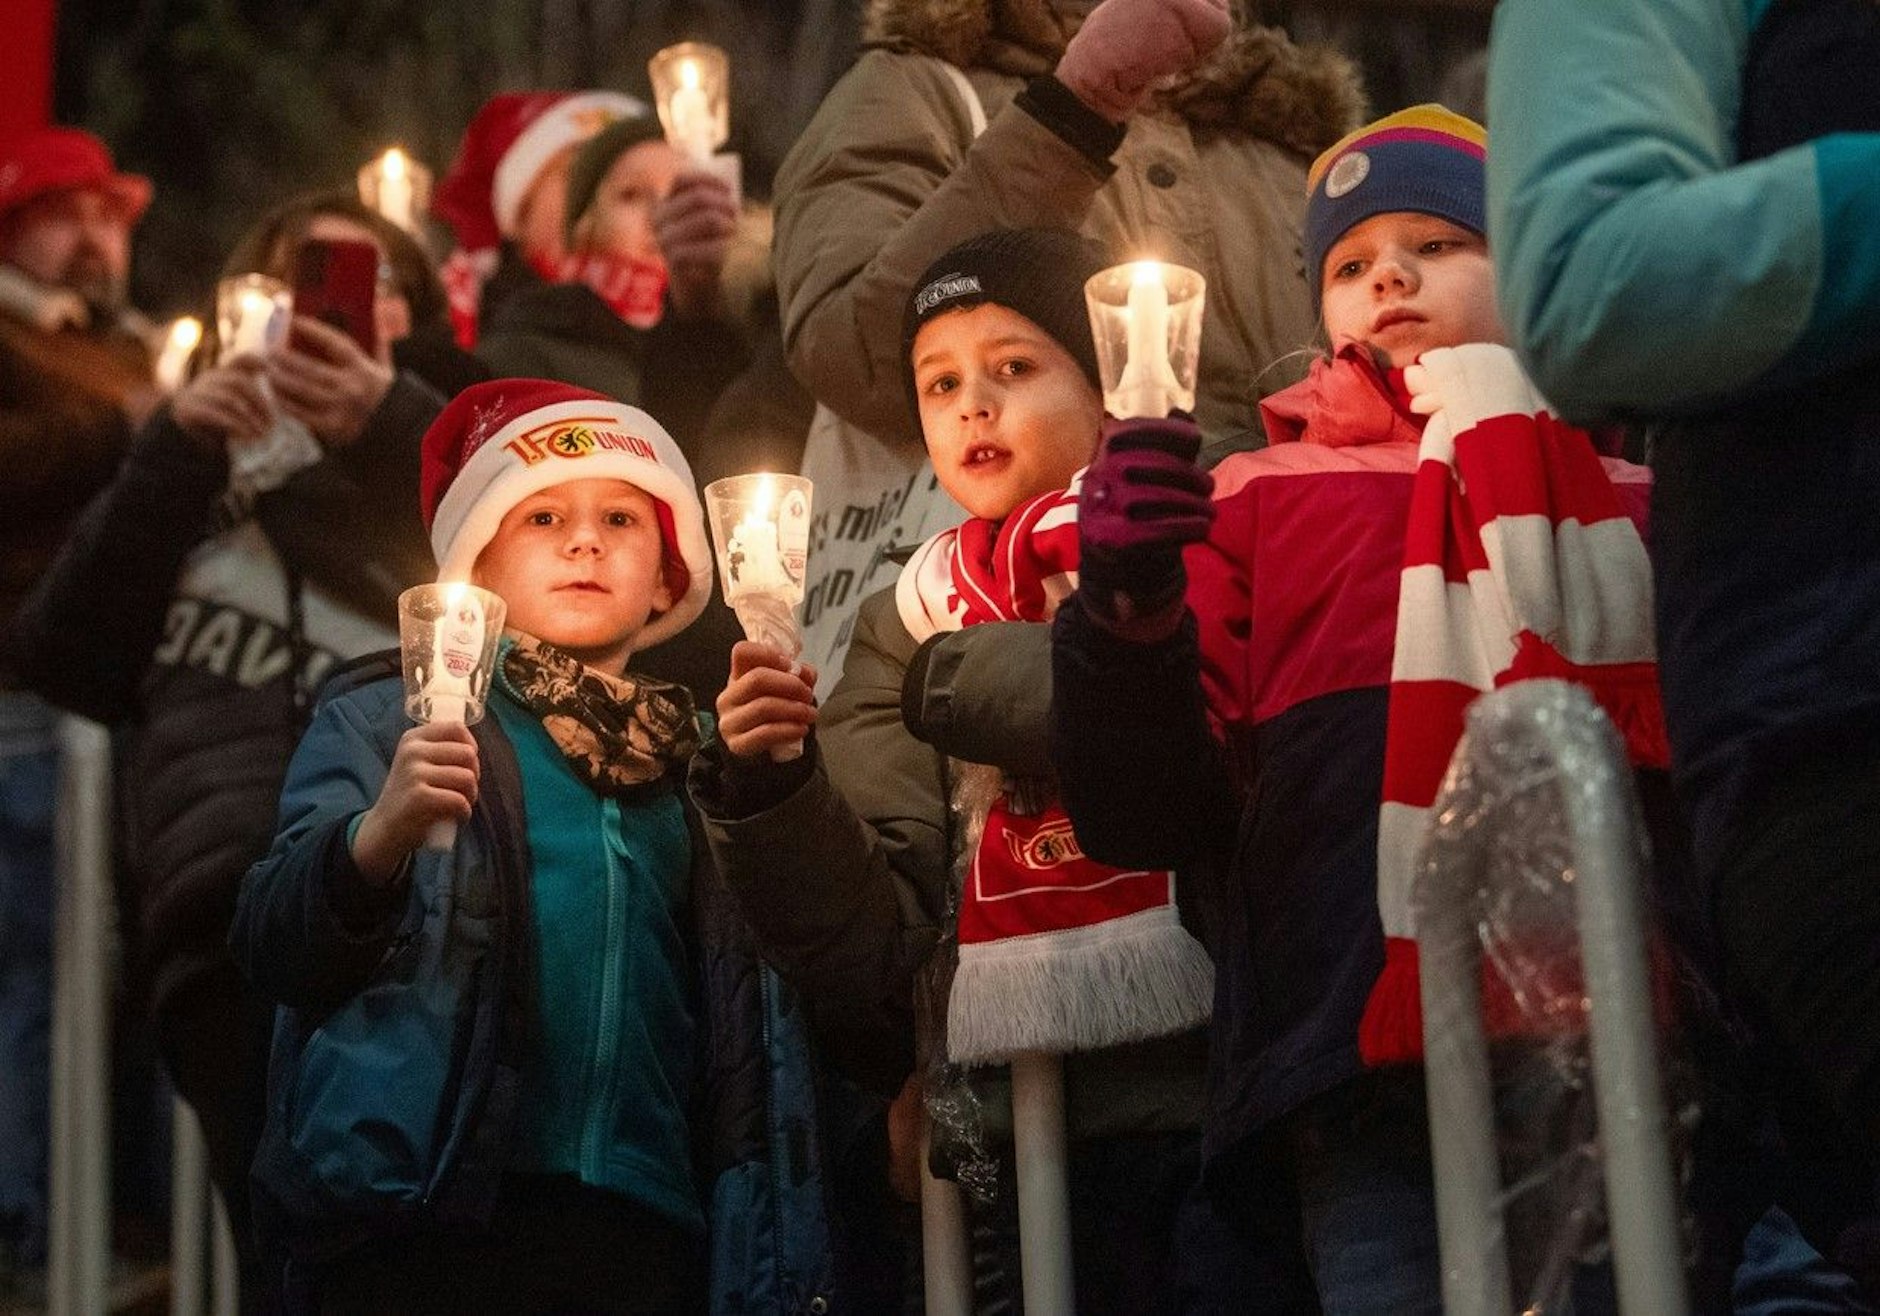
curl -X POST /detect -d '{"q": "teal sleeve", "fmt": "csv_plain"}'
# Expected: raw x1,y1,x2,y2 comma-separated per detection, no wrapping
1487,0,1880,421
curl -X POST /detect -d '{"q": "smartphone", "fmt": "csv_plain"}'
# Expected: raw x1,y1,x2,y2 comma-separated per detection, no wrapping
290,237,380,357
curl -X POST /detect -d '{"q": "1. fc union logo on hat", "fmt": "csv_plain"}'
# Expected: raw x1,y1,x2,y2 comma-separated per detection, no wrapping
503,417,660,466
1326,151,1370,199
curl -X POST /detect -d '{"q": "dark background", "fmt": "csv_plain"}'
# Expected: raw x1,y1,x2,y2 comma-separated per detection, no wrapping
50,0,1491,317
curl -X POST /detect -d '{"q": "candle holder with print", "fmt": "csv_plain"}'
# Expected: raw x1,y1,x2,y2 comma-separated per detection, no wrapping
649,41,742,206
398,582,507,849
1083,260,1206,420
358,147,432,238
704,473,813,760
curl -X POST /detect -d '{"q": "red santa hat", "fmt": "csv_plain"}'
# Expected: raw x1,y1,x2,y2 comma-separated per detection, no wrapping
432,90,644,252
420,379,712,649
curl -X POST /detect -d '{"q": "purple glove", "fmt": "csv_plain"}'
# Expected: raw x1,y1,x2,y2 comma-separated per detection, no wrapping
1077,415,1215,633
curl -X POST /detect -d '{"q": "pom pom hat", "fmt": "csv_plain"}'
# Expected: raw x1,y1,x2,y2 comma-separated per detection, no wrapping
433,91,645,252
1303,104,1487,297
420,379,713,649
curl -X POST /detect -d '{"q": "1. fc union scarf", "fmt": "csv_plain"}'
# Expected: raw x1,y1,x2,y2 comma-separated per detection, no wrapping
1359,343,1670,1065
898,478,1214,1067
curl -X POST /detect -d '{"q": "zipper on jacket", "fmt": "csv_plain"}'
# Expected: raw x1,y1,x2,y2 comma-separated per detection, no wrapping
582,797,628,1178
760,966,790,1306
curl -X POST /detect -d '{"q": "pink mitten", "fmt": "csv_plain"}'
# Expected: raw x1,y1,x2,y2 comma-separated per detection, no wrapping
1055,0,1233,123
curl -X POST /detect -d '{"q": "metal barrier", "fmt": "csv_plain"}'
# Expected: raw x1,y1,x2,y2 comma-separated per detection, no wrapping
47,715,238,1315
1417,680,1688,1316
48,716,114,1316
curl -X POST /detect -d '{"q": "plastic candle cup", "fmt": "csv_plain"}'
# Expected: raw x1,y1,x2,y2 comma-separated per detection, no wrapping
650,41,741,203
703,473,814,759
358,147,432,235
398,582,508,849
1083,260,1206,419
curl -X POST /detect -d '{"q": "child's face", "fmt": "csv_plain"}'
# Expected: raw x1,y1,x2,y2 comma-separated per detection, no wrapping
577,140,679,267
1319,212,1505,367
473,478,675,674
911,303,1103,521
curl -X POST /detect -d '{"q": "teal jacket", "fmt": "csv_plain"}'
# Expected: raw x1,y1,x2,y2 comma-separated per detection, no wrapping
1488,0,1880,863
1489,0,1880,422
230,662,835,1312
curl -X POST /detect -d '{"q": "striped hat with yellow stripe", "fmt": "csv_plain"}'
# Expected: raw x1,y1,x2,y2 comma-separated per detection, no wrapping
1304,104,1487,296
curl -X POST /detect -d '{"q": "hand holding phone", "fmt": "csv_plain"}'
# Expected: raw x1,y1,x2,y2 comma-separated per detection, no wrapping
291,237,380,358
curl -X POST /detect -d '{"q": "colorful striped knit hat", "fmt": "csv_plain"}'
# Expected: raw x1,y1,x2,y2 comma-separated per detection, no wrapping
1303,104,1487,294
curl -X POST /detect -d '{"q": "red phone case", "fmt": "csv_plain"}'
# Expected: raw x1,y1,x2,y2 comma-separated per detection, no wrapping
292,238,380,357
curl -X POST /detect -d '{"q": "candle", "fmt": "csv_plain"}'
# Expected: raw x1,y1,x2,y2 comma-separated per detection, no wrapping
726,476,791,597
231,288,280,357
670,59,716,164
427,582,486,722
154,316,202,393
1115,260,1180,419
378,148,415,231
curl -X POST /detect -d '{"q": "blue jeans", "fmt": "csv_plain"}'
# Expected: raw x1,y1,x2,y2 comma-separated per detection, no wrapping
0,733,57,1264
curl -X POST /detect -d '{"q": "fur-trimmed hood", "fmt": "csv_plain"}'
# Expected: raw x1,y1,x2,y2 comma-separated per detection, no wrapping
861,0,1364,158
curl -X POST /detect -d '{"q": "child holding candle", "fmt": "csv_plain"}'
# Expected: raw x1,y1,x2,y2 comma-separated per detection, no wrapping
229,378,840,1311
1048,107,1692,1310
693,229,1271,1312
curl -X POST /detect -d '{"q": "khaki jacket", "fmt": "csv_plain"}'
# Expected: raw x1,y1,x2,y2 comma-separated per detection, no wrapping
774,0,1362,446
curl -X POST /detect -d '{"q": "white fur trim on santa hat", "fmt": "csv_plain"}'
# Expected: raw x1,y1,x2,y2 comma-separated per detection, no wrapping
432,398,712,650
491,91,646,239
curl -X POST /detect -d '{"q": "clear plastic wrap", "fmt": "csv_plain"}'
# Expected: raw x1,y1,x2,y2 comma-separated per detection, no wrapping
1414,679,1690,1315
920,759,1006,1205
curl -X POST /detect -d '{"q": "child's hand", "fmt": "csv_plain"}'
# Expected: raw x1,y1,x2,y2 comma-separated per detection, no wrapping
1056,0,1232,123
351,722,479,883
1403,343,1543,432
1076,415,1215,640
655,170,739,320
716,642,819,762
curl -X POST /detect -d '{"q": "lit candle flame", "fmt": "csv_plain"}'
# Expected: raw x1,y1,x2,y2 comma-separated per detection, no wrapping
1132,260,1164,288
383,147,407,182
680,58,701,91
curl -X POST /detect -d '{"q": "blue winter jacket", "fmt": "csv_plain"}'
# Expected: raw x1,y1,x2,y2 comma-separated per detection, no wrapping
229,661,834,1313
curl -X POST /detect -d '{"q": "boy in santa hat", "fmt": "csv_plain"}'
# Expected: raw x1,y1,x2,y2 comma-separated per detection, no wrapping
230,379,832,1311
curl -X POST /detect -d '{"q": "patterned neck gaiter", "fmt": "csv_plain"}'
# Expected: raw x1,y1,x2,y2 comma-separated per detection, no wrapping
500,632,701,796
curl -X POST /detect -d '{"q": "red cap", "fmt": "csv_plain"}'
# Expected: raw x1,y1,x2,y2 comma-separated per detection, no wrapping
0,126,151,224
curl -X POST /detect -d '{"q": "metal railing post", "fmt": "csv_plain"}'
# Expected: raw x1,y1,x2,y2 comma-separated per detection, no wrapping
47,716,114,1316
1418,681,1688,1315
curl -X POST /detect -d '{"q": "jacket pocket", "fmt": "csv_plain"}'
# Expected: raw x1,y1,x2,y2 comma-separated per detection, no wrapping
271,852,496,1220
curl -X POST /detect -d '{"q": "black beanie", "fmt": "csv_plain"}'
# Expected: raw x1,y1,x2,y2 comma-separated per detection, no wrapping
563,113,668,241
902,228,1112,406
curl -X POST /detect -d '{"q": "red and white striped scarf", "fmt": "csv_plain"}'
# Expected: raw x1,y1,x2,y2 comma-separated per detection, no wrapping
1358,343,1669,1065
899,478,1214,1066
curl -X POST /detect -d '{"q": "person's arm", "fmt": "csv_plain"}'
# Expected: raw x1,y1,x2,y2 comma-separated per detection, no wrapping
901,620,1055,777
1489,0,1880,420
690,592,950,1090
1051,600,1238,871
772,53,1119,445
8,411,229,723
229,685,426,1013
